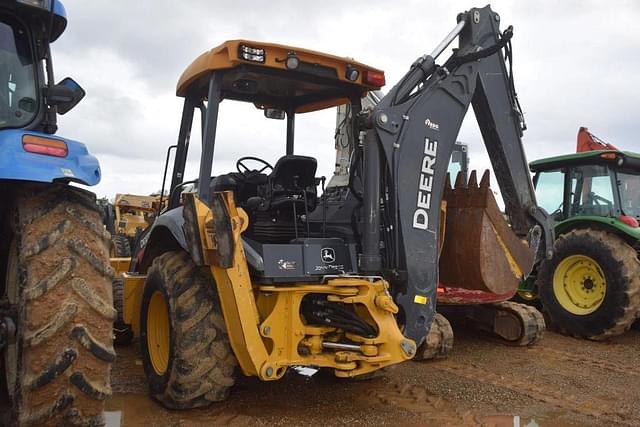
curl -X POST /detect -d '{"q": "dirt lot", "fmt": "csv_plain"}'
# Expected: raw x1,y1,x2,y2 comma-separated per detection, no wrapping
107,328,640,427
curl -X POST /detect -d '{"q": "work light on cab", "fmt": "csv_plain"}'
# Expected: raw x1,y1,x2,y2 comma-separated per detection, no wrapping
285,52,300,70
345,65,360,82
238,44,265,63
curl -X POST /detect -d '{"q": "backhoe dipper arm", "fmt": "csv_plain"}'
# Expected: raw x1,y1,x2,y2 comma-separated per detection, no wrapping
361,6,552,345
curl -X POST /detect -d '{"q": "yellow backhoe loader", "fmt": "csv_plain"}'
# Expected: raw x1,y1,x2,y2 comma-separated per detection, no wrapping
112,6,552,409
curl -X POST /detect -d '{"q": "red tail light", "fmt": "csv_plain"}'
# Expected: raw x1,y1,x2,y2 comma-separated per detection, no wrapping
22,135,68,158
364,70,386,88
619,215,639,228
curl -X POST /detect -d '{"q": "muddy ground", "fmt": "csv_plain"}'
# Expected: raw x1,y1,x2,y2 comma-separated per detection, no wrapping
107,328,640,427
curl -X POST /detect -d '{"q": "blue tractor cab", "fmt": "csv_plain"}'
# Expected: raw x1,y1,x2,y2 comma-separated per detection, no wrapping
0,0,100,185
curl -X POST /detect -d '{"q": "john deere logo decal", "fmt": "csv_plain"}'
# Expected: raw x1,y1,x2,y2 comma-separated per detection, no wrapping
321,247,336,263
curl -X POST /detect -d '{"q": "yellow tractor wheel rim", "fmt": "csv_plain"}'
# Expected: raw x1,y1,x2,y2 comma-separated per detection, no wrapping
553,255,606,315
147,291,170,375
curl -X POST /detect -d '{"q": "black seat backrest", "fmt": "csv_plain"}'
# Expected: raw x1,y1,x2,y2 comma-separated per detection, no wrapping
268,155,317,211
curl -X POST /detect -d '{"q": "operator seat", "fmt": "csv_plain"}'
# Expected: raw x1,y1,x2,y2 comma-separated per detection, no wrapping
266,155,318,212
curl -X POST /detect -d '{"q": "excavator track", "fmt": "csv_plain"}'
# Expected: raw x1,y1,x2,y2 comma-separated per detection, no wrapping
444,301,545,346
491,301,545,346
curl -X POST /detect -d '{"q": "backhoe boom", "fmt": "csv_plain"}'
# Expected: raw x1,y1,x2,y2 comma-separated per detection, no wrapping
364,6,552,344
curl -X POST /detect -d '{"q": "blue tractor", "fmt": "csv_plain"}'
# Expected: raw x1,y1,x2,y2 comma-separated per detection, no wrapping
0,1,113,425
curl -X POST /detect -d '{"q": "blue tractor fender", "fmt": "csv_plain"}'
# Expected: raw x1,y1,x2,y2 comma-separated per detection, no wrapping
0,129,101,185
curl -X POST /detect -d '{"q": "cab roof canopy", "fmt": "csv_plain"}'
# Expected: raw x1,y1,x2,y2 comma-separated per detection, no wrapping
176,39,385,113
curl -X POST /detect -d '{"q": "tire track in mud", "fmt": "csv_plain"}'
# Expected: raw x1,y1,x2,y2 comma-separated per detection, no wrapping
531,346,640,377
361,382,486,426
431,360,636,426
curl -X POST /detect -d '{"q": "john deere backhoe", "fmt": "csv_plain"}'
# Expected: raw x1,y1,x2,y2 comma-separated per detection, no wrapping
114,6,552,408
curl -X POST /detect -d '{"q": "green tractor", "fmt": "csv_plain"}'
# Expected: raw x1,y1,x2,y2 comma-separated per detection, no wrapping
519,128,640,339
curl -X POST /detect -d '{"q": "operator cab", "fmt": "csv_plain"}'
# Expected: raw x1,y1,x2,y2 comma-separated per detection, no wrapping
158,40,385,281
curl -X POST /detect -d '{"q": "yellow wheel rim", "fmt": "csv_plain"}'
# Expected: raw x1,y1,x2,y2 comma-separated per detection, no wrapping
553,255,606,315
147,291,170,375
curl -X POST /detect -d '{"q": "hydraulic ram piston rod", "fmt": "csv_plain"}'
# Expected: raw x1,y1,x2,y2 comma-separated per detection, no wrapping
322,342,362,352
391,20,466,104
429,20,466,60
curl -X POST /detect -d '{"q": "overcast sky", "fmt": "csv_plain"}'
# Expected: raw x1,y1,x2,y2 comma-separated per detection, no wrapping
51,0,640,200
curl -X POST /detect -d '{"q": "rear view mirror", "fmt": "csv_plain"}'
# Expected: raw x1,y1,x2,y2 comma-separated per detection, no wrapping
264,108,285,120
49,77,85,115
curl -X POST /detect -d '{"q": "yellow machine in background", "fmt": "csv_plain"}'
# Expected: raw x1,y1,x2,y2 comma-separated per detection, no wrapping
106,193,165,257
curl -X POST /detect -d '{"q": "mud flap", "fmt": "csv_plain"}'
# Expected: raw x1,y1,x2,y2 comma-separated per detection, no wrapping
439,170,535,295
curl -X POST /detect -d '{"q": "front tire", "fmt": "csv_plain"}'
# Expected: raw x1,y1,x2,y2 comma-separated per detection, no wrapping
537,229,640,340
1,184,114,426
140,250,237,409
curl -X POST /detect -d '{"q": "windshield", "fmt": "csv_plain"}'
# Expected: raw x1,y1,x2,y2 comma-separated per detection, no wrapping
617,170,640,218
0,16,37,129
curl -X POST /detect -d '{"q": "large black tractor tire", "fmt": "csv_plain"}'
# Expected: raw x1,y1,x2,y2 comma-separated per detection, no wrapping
537,229,640,340
1,184,115,426
110,234,131,258
140,250,237,409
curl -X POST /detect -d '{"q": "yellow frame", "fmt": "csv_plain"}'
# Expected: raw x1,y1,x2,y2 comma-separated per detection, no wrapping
188,192,415,379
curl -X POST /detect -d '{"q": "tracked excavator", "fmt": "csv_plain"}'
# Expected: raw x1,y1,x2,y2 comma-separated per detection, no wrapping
113,5,553,408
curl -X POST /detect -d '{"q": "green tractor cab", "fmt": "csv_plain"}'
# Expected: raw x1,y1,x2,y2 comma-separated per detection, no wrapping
520,130,640,339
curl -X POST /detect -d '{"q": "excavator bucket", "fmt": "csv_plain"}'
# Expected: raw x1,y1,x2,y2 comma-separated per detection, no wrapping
439,170,535,295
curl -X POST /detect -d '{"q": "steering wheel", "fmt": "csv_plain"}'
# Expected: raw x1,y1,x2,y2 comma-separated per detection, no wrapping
236,156,273,176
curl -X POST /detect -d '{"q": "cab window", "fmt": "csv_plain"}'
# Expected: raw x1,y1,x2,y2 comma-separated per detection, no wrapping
0,16,37,129
534,169,565,219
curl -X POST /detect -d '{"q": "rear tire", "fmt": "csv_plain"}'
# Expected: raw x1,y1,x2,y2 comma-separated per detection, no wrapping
110,235,131,258
537,229,640,340
1,184,114,426
140,250,237,409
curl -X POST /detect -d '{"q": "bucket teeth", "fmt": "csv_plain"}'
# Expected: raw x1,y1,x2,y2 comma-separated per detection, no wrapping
479,170,491,189
454,171,465,189
468,170,478,188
